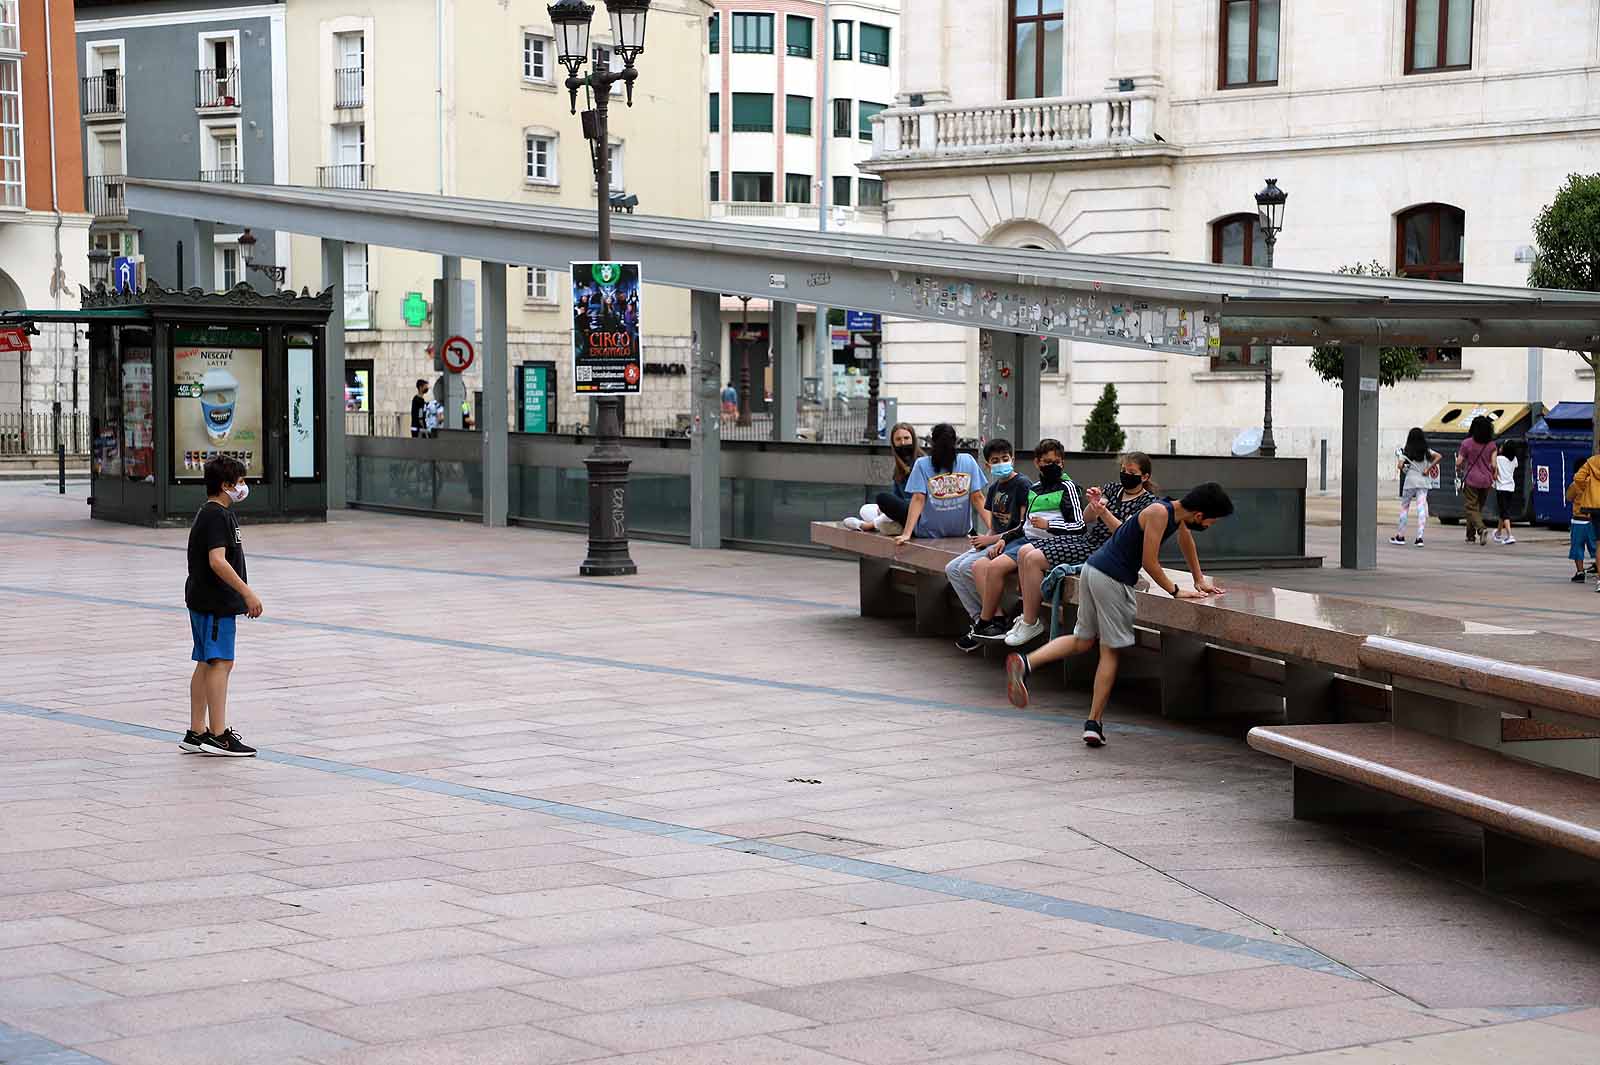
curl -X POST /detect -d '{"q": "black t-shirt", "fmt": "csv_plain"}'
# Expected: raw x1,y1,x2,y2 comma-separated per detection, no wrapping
985,474,1033,535
411,394,426,432
185,501,247,616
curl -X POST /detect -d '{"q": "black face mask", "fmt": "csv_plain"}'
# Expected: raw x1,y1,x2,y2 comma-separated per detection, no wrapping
1119,472,1144,490
1037,463,1063,486
1186,519,1209,533
894,444,916,463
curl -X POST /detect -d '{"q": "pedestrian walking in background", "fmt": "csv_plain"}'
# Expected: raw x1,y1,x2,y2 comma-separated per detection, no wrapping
1566,450,1600,586
721,380,738,421
410,378,429,437
1456,415,1498,545
1391,427,1441,547
1493,446,1519,544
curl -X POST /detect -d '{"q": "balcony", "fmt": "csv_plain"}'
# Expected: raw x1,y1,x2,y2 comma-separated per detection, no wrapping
709,201,884,231
198,167,243,183
867,91,1169,172
334,67,364,109
344,286,376,330
85,175,127,222
318,164,373,190
81,73,124,119
196,67,240,110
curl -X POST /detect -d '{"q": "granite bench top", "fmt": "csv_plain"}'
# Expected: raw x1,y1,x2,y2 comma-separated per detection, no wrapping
1360,636,1600,722
1248,723,1600,860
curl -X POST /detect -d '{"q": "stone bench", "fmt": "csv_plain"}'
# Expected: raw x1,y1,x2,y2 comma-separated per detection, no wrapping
1247,722,1600,888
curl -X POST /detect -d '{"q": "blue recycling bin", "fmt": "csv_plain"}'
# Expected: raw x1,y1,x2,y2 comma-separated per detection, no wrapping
1527,402,1595,528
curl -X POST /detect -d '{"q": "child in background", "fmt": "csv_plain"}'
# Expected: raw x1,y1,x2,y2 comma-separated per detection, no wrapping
1566,452,1600,585
1493,447,1519,544
971,439,1084,641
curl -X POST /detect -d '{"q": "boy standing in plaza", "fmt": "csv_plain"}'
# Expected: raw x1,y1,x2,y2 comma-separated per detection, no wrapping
1004,482,1233,747
948,439,1032,652
1567,451,1600,587
181,456,261,757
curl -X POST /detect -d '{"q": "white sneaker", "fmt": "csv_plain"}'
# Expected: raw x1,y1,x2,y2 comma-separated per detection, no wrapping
1502,535,1517,545
842,517,866,531
1004,616,1046,647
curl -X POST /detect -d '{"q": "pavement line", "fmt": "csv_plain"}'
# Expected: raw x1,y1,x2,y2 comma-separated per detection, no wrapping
0,582,1182,739
0,528,850,612
0,697,1360,980
0,1020,113,1065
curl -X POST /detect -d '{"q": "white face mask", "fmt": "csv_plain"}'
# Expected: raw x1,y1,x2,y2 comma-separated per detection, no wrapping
224,482,250,503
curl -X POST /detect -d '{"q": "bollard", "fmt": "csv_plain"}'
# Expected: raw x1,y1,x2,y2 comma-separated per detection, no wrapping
1319,437,1328,493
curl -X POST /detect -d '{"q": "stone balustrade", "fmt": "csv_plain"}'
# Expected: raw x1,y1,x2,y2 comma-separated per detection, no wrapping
872,92,1157,160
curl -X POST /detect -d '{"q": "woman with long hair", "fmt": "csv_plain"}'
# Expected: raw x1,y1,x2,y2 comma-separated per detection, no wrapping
1456,415,1499,546
893,422,988,543
1391,427,1442,547
847,422,923,533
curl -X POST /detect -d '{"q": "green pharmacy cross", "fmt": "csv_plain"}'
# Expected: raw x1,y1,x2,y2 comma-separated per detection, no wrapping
402,292,429,328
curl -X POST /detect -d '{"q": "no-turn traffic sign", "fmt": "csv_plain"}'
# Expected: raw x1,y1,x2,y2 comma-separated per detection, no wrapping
442,335,475,374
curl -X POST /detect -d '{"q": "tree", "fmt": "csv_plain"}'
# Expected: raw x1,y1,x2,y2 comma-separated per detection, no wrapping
1082,383,1126,453
1529,172,1600,453
1307,262,1425,387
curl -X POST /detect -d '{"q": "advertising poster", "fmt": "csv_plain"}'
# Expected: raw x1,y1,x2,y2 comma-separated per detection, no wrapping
172,325,263,481
288,342,316,479
571,261,641,396
120,344,154,482
519,362,556,433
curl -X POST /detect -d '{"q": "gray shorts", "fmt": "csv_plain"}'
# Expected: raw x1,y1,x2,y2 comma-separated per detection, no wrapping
1073,564,1139,649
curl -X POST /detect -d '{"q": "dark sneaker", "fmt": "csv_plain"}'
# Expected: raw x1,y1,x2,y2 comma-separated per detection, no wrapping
1083,719,1106,747
178,730,206,753
1576,572,1590,583
974,618,1010,641
1414,538,1425,547
198,728,256,758
955,630,980,653
1005,653,1030,709
1388,535,1406,545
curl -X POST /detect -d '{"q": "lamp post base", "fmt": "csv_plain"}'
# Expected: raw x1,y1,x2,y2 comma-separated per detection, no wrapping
580,398,637,577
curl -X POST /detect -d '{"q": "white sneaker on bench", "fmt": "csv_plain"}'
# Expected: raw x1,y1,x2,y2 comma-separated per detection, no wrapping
1005,617,1045,647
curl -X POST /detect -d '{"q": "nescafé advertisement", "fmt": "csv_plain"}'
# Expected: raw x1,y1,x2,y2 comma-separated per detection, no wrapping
571,261,641,396
173,325,264,481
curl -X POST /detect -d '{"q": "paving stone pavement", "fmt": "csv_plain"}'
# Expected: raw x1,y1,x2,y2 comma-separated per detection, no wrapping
1,482,1598,1065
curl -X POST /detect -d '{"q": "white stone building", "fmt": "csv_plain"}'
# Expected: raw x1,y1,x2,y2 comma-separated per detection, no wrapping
864,0,1597,476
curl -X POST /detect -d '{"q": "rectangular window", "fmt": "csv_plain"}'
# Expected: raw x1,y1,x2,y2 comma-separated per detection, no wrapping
709,92,719,132
730,171,773,203
832,97,852,137
786,15,813,57
0,0,17,51
523,33,551,82
592,44,618,73
785,94,812,135
1407,0,1472,73
526,267,551,302
607,142,623,192
1219,0,1280,88
832,175,851,207
220,246,239,290
859,23,890,66
708,12,719,53
732,13,774,54
525,133,556,183
0,57,20,206
335,32,365,107
858,178,883,207
833,20,852,59
709,170,720,201
1210,214,1270,369
731,92,774,132
1009,0,1064,99
784,173,811,204
858,100,885,141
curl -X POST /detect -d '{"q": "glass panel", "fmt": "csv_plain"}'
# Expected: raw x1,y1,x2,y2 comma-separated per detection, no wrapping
857,100,885,139
1013,0,1039,14
0,58,21,206
1012,23,1037,98
708,171,718,200
1438,207,1464,264
730,172,773,202
1445,0,1472,66
1402,210,1431,266
786,94,811,134
93,333,123,478
833,20,851,58
832,174,851,206
786,15,812,56
833,98,852,135
1255,0,1280,82
120,334,154,481
1224,1,1250,84
859,23,889,64
1217,219,1246,265
434,460,484,514
858,179,883,207
731,92,773,131
708,12,718,53
1040,18,1063,96
357,455,433,509
708,92,718,131
1040,0,1064,11
1412,0,1440,69
1252,222,1269,267
785,173,811,203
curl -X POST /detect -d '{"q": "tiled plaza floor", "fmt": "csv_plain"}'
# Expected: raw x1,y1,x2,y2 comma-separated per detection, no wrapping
1,482,1598,1065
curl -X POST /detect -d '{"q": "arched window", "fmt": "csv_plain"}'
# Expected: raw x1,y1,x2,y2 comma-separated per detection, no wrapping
1397,203,1464,367
1210,214,1268,370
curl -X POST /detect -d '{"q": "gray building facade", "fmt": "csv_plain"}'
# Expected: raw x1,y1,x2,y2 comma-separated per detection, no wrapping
75,0,286,293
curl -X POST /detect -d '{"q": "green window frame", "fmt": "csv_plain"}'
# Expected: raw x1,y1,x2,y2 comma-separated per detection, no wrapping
858,178,883,207
832,175,851,207
858,100,885,141
709,92,719,132
731,92,774,132
785,173,812,204
708,12,719,53
732,12,774,54
859,23,890,66
786,15,813,57
785,94,812,135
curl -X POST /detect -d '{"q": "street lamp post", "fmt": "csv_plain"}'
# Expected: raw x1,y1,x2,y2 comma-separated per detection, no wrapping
237,229,287,288
1254,177,1287,459
549,0,649,577
736,295,753,428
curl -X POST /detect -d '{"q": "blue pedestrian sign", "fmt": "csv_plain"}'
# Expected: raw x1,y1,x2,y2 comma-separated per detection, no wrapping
112,256,137,294
845,310,881,333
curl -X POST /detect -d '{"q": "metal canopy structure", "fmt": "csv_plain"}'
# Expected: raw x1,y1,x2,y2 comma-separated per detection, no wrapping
122,179,1600,571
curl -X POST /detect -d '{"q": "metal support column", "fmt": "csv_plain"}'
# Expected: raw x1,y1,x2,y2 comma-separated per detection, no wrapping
320,238,347,509
1340,344,1378,570
436,257,470,430
194,222,216,292
480,261,508,527
689,288,723,548
772,300,799,441
1017,331,1041,452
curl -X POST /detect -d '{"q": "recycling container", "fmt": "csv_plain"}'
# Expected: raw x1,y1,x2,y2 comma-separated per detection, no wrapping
1527,402,1596,529
1423,402,1543,525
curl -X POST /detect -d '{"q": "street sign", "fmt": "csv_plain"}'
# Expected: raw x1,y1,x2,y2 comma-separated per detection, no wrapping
401,292,429,327
571,261,642,396
845,310,881,333
112,256,137,294
441,334,475,374
0,326,31,353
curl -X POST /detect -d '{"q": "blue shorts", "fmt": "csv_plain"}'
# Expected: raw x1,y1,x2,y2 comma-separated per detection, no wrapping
1571,521,1597,562
998,538,1028,561
190,611,237,662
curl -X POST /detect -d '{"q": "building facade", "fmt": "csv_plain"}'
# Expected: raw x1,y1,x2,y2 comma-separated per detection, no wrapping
73,0,289,296
283,0,708,431
865,0,1597,477
0,0,89,415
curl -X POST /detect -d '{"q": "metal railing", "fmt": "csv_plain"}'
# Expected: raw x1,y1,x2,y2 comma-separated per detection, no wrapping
195,66,240,109
873,91,1156,160
318,163,374,190
334,66,364,109
0,411,91,457
345,411,410,437
198,167,243,183
85,175,127,221
81,72,123,116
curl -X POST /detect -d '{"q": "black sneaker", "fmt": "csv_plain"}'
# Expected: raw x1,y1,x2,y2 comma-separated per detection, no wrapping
1083,719,1106,747
1388,535,1406,545
1575,572,1589,583
178,730,206,753
973,618,1010,641
955,630,980,653
1005,653,1030,709
198,728,256,758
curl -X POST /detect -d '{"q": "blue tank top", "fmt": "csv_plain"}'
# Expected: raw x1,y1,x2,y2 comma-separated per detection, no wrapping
1087,498,1177,586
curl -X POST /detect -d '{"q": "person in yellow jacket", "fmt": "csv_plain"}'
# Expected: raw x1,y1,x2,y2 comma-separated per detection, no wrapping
1565,453,1600,585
